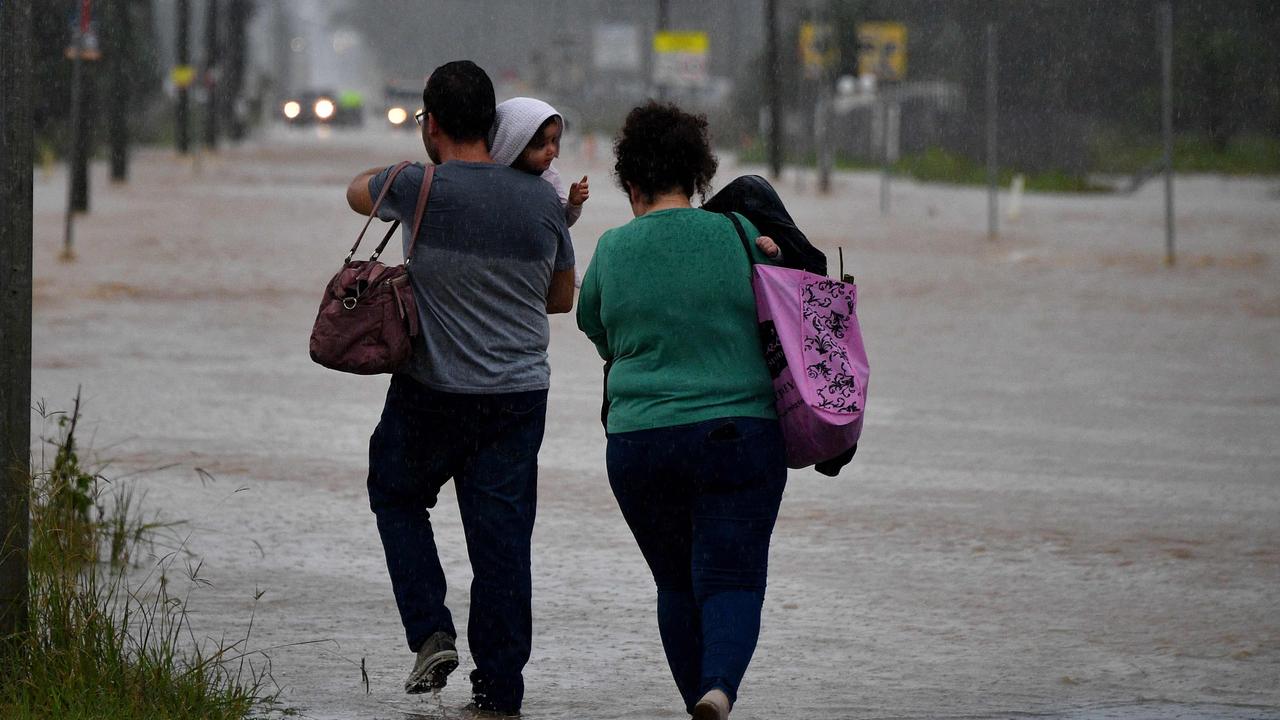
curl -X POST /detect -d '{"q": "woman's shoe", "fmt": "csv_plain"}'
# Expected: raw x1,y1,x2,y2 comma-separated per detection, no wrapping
692,689,731,720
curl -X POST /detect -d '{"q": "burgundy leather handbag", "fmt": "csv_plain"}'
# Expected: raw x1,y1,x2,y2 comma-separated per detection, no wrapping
309,161,434,375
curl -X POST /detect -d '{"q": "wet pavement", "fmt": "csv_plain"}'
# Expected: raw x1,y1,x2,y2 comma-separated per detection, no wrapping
28,127,1280,719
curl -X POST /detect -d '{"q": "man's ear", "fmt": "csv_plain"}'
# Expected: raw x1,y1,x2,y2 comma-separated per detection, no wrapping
426,112,440,137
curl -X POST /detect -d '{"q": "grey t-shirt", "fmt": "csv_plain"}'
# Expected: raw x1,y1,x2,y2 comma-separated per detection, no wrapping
369,161,574,393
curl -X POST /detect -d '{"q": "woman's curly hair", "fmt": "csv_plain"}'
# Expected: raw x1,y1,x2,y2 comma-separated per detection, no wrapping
613,101,718,203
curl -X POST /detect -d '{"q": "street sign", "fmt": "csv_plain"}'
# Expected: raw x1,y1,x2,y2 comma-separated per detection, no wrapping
857,22,907,81
799,22,838,79
63,24,101,61
653,30,709,88
595,23,641,71
170,65,195,89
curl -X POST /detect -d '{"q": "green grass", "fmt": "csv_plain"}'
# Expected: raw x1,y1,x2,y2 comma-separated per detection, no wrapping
0,393,282,720
1090,133,1280,176
735,142,1110,193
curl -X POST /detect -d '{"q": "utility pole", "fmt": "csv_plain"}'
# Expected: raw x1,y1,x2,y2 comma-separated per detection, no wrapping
68,0,98,215
176,0,191,154
656,0,669,100
106,0,132,182
204,0,220,150
766,0,782,180
1160,1,1176,266
985,23,999,241
65,0,99,258
1,0,34,643
226,0,250,142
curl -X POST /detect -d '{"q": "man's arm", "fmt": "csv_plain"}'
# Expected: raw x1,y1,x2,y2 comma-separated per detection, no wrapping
546,268,575,314
346,166,385,215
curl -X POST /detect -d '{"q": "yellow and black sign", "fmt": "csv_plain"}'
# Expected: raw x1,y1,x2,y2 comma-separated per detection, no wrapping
171,65,196,89
653,30,709,88
799,22,838,78
857,22,907,81
653,30,708,55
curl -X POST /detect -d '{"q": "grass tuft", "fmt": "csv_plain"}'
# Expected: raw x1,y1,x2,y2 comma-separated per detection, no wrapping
0,391,282,720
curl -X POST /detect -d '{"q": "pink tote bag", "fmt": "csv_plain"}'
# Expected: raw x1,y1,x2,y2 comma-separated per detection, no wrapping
752,264,869,469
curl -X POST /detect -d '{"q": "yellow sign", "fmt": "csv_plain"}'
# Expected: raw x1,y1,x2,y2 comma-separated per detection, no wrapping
171,65,196,89
857,22,907,81
653,31,709,88
799,22,839,77
653,31,709,55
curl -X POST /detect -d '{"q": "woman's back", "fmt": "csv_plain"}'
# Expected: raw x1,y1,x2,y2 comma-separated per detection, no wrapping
578,208,776,433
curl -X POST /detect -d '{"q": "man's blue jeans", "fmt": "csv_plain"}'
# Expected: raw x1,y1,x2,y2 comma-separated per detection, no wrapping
606,416,787,714
367,375,547,714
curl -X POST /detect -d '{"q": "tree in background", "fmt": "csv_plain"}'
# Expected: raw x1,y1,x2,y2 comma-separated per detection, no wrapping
33,0,163,159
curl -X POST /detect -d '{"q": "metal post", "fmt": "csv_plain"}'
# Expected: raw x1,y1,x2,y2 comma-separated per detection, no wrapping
816,81,832,194
766,0,782,179
1160,2,1176,266
176,0,191,154
986,23,999,240
204,0,220,150
879,99,891,215
0,0,34,642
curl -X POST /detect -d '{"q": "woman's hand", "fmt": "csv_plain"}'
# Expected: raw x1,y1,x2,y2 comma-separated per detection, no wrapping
755,235,782,259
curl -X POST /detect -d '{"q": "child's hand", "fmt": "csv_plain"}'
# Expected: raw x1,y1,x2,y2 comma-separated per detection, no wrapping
569,175,590,207
755,235,782,259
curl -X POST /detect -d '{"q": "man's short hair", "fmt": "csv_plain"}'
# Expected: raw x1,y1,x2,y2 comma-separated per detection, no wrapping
422,61,495,143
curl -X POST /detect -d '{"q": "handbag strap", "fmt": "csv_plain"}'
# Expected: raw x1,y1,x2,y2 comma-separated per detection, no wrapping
376,163,434,264
725,212,756,276
347,160,411,264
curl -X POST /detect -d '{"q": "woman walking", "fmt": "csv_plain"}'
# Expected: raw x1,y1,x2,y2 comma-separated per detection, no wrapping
576,101,786,720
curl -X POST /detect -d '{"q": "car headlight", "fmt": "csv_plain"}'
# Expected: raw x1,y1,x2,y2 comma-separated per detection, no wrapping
387,107,408,125
314,98,336,120
282,100,301,119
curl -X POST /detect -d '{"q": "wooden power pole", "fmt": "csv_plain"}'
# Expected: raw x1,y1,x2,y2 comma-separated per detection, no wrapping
204,0,220,151
176,0,191,154
1,0,34,642
766,0,782,180
106,0,133,182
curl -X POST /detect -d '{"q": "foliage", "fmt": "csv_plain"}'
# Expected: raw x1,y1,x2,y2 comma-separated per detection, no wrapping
0,394,281,720
1090,132,1280,176
737,142,1109,193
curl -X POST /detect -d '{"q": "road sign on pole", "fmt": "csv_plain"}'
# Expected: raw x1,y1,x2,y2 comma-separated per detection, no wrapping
799,22,838,80
857,22,907,81
653,30,709,89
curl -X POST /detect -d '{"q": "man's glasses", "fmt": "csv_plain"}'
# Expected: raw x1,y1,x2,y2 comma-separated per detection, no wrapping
414,110,425,126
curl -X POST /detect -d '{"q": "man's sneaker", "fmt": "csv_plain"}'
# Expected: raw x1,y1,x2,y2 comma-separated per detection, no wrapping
462,701,520,718
692,688,731,720
403,631,458,694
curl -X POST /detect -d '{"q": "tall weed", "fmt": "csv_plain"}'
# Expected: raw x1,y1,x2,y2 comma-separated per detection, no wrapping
0,393,282,719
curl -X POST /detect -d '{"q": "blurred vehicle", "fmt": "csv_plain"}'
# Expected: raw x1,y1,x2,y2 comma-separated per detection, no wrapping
384,82,422,131
281,89,364,127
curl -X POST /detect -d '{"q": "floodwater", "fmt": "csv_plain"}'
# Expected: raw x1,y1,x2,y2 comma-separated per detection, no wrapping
28,127,1280,719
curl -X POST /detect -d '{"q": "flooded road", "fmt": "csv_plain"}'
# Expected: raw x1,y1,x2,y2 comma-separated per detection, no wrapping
28,127,1280,719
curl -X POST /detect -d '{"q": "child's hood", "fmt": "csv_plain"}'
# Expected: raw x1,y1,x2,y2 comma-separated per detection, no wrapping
490,97,562,168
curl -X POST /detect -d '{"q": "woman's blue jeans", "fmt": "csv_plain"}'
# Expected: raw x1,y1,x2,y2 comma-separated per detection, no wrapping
606,416,787,713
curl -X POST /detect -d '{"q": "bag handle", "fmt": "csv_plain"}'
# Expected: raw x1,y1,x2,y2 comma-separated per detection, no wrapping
393,163,434,265
346,161,435,266
347,160,411,264
371,162,435,263
724,212,756,277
